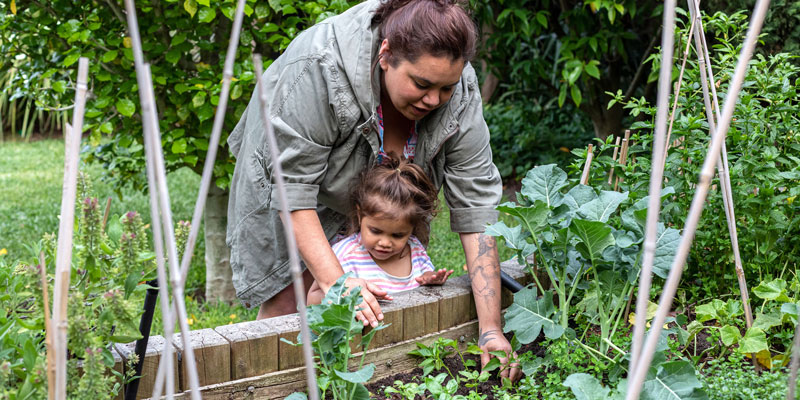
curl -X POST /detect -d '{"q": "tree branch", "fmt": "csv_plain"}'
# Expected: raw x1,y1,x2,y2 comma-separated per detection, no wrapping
104,0,127,25
624,30,660,102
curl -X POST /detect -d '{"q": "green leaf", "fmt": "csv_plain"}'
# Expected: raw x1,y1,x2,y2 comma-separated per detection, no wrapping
520,164,568,208
536,12,548,28
115,99,136,117
100,121,113,134
738,327,768,354
53,80,67,94
192,91,207,108
558,84,567,107
101,50,118,63
197,0,209,6
652,224,680,279
584,61,601,79
503,286,564,344
171,138,188,154
753,278,791,302
719,325,741,346
563,373,614,400
485,220,535,259
571,85,583,107
231,84,243,100
641,360,708,400
333,364,375,383
577,190,628,222
497,201,550,234
171,33,187,47
63,52,81,67
198,7,216,23
752,312,782,331
569,219,614,263
184,0,198,17
166,49,181,65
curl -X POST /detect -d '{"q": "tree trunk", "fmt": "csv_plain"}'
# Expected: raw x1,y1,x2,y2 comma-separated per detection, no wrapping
204,183,236,303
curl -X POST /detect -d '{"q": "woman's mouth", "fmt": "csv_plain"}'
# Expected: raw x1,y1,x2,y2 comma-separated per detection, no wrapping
410,105,430,117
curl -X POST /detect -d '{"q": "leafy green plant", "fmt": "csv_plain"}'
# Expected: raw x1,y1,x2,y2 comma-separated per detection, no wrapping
284,273,385,400
699,352,788,400
487,164,680,356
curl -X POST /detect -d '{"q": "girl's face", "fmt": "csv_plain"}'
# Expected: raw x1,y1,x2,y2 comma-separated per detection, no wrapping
359,214,413,261
379,39,464,121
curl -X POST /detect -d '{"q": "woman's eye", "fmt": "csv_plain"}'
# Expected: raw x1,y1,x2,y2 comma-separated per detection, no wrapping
442,86,454,92
414,81,428,89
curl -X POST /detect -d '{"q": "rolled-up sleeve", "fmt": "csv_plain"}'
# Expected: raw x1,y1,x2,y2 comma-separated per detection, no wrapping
443,76,502,233
237,49,341,212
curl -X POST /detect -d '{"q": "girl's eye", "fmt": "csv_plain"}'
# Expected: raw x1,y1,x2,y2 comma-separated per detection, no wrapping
370,228,382,234
392,233,406,238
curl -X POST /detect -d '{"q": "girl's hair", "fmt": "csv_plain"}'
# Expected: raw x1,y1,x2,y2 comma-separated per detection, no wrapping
374,0,477,66
350,154,438,245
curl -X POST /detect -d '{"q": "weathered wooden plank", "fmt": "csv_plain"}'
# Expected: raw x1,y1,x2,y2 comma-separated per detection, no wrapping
214,319,278,380
400,289,439,340
174,319,480,399
173,328,231,388
271,315,303,371
115,336,179,399
364,298,404,348
436,276,474,330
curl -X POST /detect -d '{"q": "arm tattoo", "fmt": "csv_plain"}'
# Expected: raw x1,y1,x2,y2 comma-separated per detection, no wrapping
469,234,499,299
478,328,500,347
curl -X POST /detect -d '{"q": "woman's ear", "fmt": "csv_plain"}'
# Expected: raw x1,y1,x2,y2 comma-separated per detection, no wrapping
378,39,391,70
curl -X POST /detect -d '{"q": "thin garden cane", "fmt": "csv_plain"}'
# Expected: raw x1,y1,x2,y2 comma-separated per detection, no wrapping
660,13,697,173
39,251,54,400
152,0,249,394
614,131,630,191
52,57,89,400
253,54,320,400
121,1,202,397
788,315,800,399
137,64,178,399
625,1,771,397
628,0,676,372
580,144,594,185
607,136,621,185
141,63,203,400
689,0,755,333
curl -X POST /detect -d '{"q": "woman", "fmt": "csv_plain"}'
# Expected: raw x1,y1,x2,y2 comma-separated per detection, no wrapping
227,0,519,381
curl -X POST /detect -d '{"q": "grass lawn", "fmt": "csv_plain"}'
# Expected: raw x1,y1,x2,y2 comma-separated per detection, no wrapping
1,138,515,331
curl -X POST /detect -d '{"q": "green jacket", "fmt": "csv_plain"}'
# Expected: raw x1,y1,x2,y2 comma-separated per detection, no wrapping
226,0,501,308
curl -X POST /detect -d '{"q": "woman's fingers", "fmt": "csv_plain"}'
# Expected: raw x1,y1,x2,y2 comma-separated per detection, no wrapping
509,352,522,382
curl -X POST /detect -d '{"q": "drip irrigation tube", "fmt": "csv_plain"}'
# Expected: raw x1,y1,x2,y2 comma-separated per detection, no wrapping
125,279,159,400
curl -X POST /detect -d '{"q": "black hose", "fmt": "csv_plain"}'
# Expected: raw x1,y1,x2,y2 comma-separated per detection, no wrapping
125,279,159,400
500,270,523,293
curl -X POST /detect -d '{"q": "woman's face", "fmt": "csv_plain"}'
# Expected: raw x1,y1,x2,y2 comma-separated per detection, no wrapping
379,40,464,121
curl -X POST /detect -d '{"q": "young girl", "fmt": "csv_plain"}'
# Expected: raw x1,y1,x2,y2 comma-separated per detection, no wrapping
307,155,453,305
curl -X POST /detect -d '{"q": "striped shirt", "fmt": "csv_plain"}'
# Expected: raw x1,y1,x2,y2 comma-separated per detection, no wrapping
332,233,434,294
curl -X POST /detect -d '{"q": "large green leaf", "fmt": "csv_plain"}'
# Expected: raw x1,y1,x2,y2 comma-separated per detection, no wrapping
520,164,568,208
485,220,536,259
752,311,782,331
497,201,550,234
719,325,741,346
333,364,375,383
753,278,791,302
563,373,622,400
577,190,628,222
652,224,680,279
621,187,676,236
569,219,614,263
561,184,597,211
503,287,564,344
737,327,768,354
641,360,708,400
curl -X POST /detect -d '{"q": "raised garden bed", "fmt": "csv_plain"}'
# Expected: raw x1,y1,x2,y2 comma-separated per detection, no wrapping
112,260,530,399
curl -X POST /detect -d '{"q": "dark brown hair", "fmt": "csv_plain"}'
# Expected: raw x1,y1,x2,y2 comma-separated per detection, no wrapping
374,0,477,66
350,154,438,245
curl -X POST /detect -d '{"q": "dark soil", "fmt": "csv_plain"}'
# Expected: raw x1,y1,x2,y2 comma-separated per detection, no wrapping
366,332,545,400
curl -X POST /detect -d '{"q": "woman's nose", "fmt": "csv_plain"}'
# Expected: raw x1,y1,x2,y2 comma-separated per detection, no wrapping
422,90,439,108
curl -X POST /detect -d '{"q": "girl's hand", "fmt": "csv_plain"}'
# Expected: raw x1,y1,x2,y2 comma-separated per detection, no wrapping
416,269,453,285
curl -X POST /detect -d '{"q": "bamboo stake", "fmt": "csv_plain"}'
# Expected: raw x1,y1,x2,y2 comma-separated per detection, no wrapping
39,252,55,400
661,16,698,172
52,57,89,400
629,0,676,372
789,317,800,399
607,136,621,184
625,1,770,397
253,54,320,400
121,1,201,397
689,0,755,333
614,131,630,191
580,144,594,185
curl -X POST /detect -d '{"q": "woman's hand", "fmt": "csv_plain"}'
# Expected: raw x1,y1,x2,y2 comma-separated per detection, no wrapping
415,269,454,286
478,327,521,382
344,277,393,327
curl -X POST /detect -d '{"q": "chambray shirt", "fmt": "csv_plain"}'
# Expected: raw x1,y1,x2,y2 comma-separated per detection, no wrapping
226,0,501,308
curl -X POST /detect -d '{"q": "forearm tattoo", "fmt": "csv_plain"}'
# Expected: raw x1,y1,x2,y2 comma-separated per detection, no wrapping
469,234,500,300
478,328,500,347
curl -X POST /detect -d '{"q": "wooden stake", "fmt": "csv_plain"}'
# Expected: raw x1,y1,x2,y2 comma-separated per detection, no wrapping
39,252,55,400
580,144,594,185
614,131,631,191
608,136,622,184
52,57,89,400
626,1,771,397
